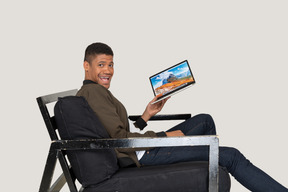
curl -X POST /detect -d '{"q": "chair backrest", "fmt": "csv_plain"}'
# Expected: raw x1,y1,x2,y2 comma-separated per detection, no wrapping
37,89,78,140
37,89,79,192
37,89,119,191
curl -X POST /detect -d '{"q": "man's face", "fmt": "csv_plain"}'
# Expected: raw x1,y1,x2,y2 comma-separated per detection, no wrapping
84,54,114,89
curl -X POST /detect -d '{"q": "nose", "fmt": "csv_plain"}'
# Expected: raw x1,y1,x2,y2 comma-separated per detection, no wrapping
103,66,112,74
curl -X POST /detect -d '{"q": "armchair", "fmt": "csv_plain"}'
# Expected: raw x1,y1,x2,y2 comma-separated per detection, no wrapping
37,89,230,192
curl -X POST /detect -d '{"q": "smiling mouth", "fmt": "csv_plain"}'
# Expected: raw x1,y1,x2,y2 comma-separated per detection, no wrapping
99,76,110,83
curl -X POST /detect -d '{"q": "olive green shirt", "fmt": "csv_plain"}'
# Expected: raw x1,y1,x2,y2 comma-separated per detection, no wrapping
77,80,162,167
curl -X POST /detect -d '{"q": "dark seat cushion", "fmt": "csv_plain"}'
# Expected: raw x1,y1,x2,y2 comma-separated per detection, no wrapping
54,96,119,187
83,161,231,192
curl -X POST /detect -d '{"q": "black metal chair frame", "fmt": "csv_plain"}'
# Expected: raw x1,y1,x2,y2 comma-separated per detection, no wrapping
37,89,220,192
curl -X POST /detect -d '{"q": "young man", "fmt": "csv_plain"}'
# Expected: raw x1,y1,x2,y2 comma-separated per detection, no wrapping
77,42,288,192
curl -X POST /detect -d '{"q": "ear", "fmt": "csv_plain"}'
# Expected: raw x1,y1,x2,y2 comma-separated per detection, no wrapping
83,61,90,71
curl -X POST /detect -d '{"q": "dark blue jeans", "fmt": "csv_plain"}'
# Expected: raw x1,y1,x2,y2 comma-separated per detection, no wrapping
139,114,288,192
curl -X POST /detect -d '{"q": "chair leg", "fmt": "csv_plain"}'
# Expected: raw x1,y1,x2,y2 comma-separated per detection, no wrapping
208,137,219,192
39,145,57,192
57,151,78,192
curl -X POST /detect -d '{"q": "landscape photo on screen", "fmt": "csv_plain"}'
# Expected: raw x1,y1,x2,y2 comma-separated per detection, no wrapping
150,61,195,97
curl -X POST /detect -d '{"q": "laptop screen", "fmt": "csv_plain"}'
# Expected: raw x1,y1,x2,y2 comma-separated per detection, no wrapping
149,60,195,100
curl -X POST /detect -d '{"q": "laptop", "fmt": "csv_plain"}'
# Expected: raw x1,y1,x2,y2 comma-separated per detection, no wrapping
149,60,195,104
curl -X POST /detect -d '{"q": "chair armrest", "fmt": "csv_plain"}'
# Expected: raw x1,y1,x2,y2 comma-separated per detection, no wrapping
53,135,216,149
52,135,219,192
128,114,191,121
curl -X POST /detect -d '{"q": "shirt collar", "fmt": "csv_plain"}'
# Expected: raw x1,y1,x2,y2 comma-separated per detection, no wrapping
83,80,97,85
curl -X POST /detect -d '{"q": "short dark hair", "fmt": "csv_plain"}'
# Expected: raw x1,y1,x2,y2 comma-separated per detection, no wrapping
84,42,114,63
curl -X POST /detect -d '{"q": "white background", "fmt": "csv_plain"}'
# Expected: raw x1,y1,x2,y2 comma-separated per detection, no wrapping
1,1,287,191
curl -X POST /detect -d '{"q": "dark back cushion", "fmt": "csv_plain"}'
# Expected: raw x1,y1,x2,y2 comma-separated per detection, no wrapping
54,96,119,187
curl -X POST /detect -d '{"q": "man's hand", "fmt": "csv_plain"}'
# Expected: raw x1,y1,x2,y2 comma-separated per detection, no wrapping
141,96,170,122
165,130,185,137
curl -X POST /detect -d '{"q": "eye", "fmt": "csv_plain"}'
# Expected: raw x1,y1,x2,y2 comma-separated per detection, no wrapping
109,64,114,68
98,64,104,67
